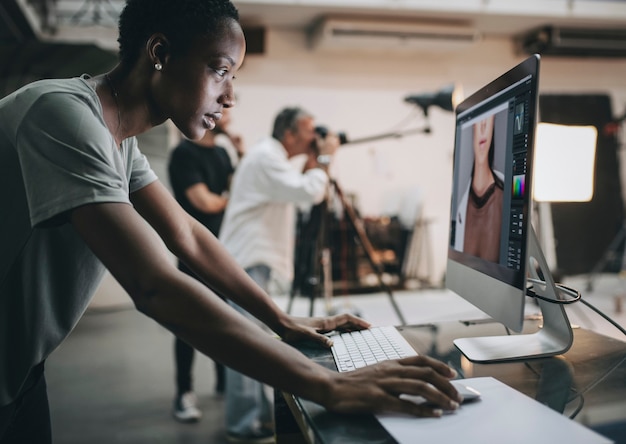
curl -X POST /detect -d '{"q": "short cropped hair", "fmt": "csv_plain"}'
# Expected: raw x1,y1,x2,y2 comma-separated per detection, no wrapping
271,107,313,141
117,0,239,66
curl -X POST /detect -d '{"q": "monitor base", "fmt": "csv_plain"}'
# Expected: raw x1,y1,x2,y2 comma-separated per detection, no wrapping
454,226,574,363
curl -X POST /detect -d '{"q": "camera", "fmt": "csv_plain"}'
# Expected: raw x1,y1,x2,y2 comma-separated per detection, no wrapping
314,125,349,145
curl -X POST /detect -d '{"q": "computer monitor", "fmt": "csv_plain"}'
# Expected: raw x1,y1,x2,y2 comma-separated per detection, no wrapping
446,54,574,363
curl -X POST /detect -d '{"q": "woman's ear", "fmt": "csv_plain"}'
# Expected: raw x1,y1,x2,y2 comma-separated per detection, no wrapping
146,33,171,70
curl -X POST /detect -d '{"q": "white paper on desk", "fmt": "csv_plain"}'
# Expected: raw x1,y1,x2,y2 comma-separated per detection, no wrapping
376,377,612,444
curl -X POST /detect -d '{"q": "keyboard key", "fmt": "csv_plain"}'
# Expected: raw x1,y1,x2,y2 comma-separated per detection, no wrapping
330,326,418,372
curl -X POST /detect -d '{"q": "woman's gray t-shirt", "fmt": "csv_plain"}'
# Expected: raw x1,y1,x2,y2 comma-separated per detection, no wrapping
0,76,158,406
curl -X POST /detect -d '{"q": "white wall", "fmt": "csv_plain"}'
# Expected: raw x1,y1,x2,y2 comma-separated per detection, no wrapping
228,29,626,282
90,26,626,308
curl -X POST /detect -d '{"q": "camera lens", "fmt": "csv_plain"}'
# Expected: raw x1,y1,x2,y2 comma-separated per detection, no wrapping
315,125,348,145
314,126,329,138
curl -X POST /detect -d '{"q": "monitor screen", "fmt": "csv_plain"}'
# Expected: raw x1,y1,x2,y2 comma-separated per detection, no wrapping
446,55,573,363
447,55,539,333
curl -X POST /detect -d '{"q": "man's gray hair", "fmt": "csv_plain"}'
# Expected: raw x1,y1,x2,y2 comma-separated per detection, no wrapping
271,107,313,141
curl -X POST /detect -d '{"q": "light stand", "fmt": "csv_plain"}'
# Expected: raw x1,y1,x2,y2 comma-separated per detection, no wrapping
342,125,432,146
585,112,626,291
404,84,463,116
340,83,462,147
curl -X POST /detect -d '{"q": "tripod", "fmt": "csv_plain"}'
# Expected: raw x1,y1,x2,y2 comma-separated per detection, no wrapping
286,178,407,325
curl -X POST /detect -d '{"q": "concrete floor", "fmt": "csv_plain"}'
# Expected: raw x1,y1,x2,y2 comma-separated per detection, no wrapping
46,308,228,444
45,273,626,443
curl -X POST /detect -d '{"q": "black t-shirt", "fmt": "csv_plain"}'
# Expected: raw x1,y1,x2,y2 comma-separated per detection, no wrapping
168,139,234,237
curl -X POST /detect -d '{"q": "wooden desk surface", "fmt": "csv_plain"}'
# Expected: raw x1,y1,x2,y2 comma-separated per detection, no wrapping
276,321,626,444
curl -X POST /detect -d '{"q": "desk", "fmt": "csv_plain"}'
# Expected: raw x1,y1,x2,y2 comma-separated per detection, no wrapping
275,319,626,443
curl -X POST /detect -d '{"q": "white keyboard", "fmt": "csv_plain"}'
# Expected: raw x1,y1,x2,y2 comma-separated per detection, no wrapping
330,326,418,373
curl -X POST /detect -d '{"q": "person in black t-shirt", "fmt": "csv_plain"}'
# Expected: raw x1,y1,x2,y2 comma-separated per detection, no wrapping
167,112,239,422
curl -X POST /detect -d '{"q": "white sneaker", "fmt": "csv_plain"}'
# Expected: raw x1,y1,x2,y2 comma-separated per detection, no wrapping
172,391,202,423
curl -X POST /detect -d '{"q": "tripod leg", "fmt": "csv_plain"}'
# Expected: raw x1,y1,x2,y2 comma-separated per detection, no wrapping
308,290,315,317
291,204,327,317
331,180,407,325
321,248,334,315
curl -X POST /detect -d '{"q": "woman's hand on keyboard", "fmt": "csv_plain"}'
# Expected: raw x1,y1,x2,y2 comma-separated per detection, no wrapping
279,313,371,347
323,355,462,417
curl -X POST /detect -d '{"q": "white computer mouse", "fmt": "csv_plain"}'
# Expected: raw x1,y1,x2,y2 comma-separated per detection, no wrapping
399,381,481,407
451,381,481,403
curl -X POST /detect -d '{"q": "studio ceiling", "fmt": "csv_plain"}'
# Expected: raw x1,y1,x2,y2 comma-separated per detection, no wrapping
2,0,626,94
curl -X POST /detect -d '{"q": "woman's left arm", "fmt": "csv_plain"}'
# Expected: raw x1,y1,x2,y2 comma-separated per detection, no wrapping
131,180,369,345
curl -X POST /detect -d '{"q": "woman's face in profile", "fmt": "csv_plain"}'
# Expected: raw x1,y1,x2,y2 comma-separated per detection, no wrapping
155,20,245,141
472,115,495,161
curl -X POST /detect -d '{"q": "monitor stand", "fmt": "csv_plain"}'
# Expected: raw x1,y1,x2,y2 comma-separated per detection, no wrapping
454,227,574,363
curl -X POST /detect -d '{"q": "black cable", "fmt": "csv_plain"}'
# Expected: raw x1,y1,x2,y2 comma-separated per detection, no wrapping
521,360,585,420
578,297,626,337
525,279,582,304
567,392,585,420
567,354,626,420
558,289,626,419
526,279,626,339
477,278,625,421
513,278,626,420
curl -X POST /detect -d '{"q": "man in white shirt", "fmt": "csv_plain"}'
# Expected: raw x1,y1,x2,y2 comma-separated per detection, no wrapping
219,107,338,442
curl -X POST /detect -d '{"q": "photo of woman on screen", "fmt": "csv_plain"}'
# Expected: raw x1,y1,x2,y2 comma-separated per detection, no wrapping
454,114,504,262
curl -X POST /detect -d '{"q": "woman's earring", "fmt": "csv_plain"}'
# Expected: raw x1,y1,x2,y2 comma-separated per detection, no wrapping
155,63,162,71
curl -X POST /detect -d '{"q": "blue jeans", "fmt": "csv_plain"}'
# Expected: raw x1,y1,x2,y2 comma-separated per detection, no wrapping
225,265,274,436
